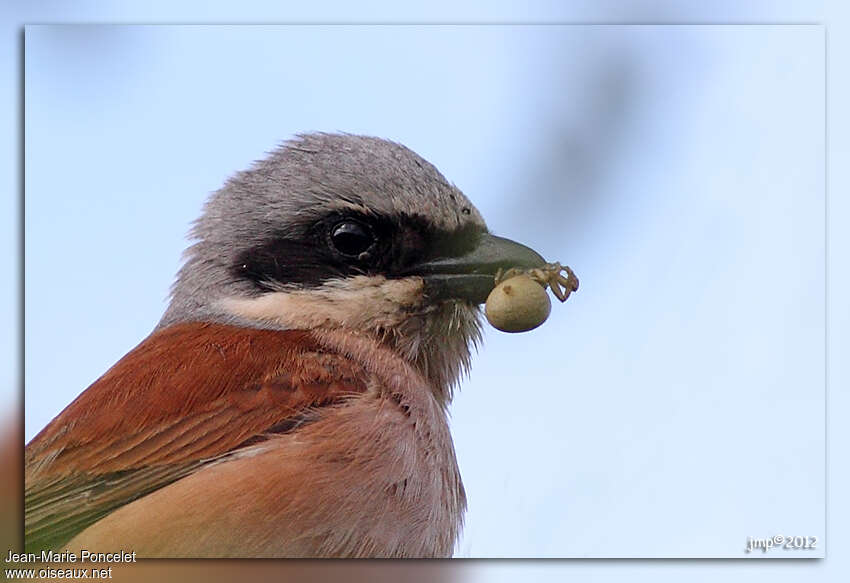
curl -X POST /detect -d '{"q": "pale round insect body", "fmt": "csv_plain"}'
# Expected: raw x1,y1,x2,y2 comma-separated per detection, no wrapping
485,274,552,333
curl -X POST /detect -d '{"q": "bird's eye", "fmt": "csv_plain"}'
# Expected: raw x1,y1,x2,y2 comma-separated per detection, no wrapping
330,220,375,258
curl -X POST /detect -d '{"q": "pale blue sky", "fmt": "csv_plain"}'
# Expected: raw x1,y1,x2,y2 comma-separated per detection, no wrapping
6,1,848,580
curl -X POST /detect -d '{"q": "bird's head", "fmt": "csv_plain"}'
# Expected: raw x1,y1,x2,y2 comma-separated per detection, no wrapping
160,133,545,403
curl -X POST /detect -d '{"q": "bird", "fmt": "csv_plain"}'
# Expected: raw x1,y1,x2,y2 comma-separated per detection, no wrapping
25,132,551,558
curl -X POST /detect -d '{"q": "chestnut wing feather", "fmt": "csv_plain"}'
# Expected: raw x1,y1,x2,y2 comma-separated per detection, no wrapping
25,322,368,552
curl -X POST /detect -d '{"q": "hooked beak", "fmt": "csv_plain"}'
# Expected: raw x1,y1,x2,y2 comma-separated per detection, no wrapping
413,233,546,304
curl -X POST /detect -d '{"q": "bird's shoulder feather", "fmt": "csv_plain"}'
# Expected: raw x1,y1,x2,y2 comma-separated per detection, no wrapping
25,321,368,552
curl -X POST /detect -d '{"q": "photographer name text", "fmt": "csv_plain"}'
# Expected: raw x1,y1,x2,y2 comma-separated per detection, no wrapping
5,549,137,563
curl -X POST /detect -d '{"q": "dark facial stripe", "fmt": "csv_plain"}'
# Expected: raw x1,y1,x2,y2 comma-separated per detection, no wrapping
231,212,485,291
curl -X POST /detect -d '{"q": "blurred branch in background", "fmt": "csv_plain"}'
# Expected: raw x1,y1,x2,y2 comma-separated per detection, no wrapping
502,41,640,253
